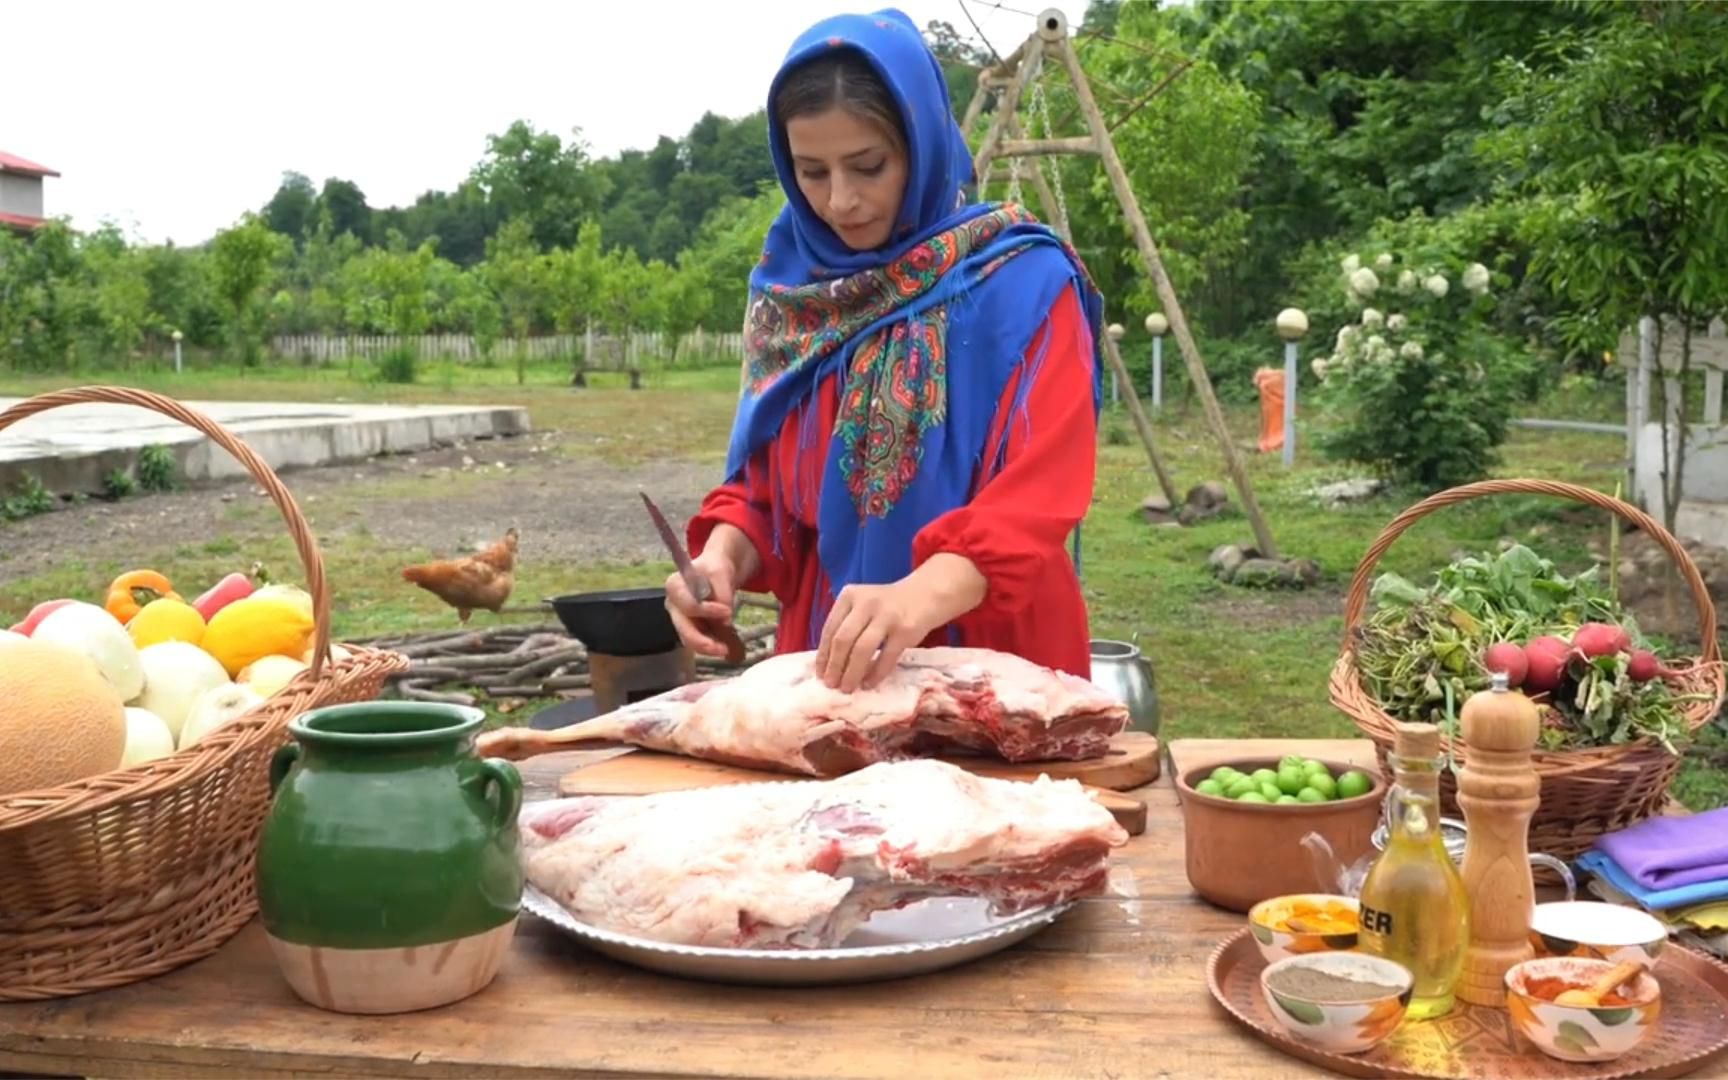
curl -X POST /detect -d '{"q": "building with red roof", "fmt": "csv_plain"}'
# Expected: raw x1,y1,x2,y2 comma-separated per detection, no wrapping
0,150,61,234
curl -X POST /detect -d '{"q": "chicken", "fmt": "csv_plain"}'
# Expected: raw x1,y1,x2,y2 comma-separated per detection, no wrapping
401,527,518,623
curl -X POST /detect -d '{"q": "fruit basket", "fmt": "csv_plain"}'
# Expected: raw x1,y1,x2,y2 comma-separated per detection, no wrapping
1329,478,1724,866
0,386,409,1001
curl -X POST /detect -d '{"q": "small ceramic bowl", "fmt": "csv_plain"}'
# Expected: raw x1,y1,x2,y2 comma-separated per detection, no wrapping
1247,893,1361,963
1259,951,1414,1055
1530,900,1669,968
1505,956,1662,1064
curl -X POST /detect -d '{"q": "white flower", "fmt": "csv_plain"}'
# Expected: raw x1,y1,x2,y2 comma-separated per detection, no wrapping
1374,253,1394,272
1367,334,1387,352
1387,313,1408,332
1463,262,1490,294
1400,341,1425,360
1361,307,1384,329
1424,274,1450,298
1349,267,1380,298
1397,270,1418,292
1337,325,1360,353
1341,253,1361,274
1312,357,1332,380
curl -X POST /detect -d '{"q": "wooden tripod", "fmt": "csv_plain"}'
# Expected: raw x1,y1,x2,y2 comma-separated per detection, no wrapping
964,8,1279,558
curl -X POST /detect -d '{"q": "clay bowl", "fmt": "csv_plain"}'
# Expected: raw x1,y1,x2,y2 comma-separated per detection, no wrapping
1530,901,1670,968
1247,893,1362,963
1505,956,1662,1064
1175,758,1387,914
1260,951,1414,1056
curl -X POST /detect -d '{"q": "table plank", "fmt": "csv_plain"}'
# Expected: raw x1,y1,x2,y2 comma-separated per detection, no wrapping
0,743,1393,1079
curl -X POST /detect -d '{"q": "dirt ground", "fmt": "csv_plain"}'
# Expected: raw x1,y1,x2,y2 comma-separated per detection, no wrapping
0,431,719,582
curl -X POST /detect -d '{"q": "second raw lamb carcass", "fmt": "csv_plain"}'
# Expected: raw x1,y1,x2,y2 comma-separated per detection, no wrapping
486,646,1130,776
520,758,1130,949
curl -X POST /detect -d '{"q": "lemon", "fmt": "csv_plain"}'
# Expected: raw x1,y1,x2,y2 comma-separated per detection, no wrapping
201,595,316,678
126,598,206,649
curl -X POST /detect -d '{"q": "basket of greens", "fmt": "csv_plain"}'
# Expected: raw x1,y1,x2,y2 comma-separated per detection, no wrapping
1329,479,1723,863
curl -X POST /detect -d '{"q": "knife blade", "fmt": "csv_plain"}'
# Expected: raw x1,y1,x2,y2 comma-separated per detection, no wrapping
640,491,747,664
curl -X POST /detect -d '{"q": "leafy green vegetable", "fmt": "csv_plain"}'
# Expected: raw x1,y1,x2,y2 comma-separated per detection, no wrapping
1356,544,1691,754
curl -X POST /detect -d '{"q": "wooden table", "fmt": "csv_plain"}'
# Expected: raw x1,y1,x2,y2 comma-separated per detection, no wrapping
0,741,1398,1078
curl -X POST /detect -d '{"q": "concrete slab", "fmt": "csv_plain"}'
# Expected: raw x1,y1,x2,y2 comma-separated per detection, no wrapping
0,399,532,495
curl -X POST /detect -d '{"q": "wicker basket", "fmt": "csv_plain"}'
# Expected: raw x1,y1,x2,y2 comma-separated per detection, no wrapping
1329,478,1725,866
0,386,410,1001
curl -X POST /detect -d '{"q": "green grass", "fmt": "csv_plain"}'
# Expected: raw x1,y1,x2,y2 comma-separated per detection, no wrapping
4,362,1721,808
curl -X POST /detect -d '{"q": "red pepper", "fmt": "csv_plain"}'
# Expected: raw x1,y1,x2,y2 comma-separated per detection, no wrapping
9,598,78,636
192,572,256,621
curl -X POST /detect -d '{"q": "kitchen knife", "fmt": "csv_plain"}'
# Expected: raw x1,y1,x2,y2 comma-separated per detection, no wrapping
640,491,748,665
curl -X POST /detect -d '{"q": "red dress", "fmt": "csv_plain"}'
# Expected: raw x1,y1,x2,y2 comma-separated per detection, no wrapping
686,283,1098,678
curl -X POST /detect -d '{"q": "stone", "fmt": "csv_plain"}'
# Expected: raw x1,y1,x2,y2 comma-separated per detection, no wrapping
1186,481,1230,511
1140,493,1179,525
1208,544,1248,579
1231,558,1294,590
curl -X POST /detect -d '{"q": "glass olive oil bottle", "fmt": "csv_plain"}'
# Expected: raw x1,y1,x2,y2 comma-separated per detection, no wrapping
1357,722,1470,1020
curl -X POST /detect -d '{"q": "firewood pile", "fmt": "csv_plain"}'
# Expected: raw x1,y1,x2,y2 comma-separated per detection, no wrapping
357,599,778,708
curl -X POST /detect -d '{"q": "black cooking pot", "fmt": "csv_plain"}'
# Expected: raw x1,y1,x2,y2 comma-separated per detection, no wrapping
546,587,680,657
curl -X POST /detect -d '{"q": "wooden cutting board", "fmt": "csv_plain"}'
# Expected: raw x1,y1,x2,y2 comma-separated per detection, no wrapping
1164,738,1383,786
554,733,1159,836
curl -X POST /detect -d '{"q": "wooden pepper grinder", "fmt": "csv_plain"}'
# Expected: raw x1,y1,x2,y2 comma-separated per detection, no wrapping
1457,669,1542,1007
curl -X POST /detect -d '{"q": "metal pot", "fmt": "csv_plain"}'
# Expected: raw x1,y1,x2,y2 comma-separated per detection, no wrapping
1089,637,1159,736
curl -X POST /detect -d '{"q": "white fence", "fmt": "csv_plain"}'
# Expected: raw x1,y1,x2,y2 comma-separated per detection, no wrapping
269,330,746,368
1619,315,1727,540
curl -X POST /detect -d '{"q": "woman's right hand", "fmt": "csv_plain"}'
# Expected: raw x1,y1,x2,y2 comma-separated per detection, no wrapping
664,549,741,659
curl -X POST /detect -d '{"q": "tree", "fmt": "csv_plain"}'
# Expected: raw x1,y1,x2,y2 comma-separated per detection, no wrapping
480,216,549,384
208,214,290,367
468,121,606,251
318,177,373,242
1482,0,1728,536
923,19,989,118
263,172,318,245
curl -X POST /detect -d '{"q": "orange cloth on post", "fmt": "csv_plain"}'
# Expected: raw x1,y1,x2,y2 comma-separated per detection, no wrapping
1254,367,1285,453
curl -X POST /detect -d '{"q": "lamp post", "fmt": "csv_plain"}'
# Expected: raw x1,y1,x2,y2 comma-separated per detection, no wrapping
171,329,184,375
1274,307,1308,468
1144,311,1168,410
1105,323,1124,406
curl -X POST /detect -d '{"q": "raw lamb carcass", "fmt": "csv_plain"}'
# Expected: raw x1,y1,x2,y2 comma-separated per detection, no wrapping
520,758,1129,949
479,646,1130,776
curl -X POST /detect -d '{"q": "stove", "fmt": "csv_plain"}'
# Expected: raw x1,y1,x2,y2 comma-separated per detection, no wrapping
587,646,697,715
526,645,696,731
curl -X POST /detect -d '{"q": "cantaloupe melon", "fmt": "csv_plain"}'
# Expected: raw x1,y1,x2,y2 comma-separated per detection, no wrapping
0,638,127,795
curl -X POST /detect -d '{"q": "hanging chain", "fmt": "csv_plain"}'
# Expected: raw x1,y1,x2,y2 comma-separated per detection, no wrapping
1031,73,1070,231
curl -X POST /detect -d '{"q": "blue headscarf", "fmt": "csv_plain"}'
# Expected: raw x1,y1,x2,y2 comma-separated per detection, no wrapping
726,7,1104,646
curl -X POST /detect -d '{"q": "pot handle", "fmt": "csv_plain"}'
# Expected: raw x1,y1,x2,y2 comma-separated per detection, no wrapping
1531,853,1577,901
470,758,523,833
269,744,300,793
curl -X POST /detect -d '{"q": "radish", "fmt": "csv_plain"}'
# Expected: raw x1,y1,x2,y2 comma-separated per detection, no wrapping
1483,642,1528,687
1627,649,1662,683
1572,622,1630,659
1524,636,1571,693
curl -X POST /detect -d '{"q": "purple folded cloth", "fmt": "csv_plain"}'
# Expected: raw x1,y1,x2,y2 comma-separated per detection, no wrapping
1594,806,1728,891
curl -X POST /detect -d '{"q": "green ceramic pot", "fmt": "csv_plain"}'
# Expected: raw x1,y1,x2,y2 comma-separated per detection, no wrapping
256,701,523,1014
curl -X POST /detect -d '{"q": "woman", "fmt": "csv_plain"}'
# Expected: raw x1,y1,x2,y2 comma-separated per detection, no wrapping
665,7,1105,694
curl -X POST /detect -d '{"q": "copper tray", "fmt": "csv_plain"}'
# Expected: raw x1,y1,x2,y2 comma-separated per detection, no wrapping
1207,928,1728,1079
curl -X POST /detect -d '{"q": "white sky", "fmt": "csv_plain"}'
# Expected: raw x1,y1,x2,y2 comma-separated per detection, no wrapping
7,0,1082,247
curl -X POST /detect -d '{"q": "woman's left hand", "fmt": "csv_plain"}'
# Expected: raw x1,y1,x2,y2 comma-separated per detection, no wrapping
815,554,987,693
